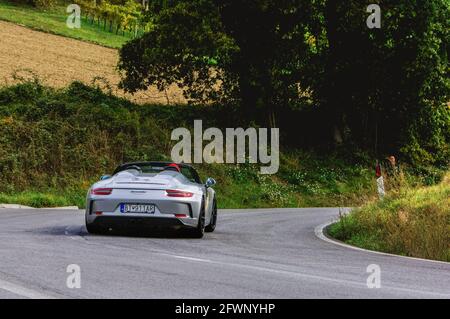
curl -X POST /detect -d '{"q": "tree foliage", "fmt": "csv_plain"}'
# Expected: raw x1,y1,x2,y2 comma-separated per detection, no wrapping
119,1,324,122
118,0,449,165
9,0,57,9
321,0,449,165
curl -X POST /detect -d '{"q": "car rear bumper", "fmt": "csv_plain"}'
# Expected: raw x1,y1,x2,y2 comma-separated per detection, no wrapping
89,215,196,231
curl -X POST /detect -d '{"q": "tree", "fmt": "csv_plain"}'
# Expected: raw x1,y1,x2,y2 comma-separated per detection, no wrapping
9,0,56,8
118,0,449,164
118,0,322,126
118,0,235,103
319,0,449,163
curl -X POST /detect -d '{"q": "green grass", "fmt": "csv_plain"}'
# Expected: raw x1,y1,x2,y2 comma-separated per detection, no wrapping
0,190,85,208
328,174,450,262
0,1,132,48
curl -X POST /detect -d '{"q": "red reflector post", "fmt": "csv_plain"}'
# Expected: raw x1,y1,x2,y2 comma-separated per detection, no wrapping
165,190,194,198
91,188,113,196
375,164,382,178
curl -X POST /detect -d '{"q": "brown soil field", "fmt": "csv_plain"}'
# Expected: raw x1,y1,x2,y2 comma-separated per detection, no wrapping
0,20,186,104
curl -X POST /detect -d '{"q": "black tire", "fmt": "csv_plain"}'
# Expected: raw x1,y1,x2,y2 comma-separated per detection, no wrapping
191,200,206,238
205,199,217,233
86,220,102,234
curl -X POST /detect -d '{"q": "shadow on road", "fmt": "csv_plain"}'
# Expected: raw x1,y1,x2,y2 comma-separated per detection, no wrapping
85,227,200,239
31,224,207,240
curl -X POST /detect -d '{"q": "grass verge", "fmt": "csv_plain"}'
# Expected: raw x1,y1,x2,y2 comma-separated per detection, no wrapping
0,190,85,208
328,174,450,262
0,1,130,48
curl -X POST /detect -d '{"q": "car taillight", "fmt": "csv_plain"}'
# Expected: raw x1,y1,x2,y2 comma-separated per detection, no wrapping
91,188,113,196
165,189,194,198
175,214,188,218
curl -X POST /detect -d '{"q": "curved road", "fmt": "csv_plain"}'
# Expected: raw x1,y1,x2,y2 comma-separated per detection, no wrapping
0,208,449,299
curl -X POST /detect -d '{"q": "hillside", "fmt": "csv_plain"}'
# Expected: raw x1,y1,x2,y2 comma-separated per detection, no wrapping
0,1,131,48
0,4,381,209
0,81,382,208
0,20,185,105
0,1,447,214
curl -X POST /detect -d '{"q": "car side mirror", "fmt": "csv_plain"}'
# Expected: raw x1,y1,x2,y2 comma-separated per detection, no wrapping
100,175,112,181
205,177,216,188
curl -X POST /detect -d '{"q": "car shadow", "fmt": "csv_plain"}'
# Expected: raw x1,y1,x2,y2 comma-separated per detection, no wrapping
85,227,199,239
31,225,201,239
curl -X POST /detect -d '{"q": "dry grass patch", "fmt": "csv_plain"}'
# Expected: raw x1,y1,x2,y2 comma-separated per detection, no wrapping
0,20,185,105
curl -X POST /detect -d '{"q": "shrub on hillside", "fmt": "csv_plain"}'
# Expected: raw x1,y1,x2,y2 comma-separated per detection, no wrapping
329,175,450,262
33,0,57,8
8,0,56,8
0,81,172,191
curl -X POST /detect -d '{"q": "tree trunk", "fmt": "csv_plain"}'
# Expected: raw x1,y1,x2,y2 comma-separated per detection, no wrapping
323,1,345,145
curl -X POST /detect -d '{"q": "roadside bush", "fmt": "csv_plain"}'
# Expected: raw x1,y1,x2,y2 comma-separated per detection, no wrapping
8,0,57,9
0,81,172,192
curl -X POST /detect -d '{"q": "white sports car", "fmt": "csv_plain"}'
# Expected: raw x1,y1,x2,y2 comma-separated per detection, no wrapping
85,162,217,238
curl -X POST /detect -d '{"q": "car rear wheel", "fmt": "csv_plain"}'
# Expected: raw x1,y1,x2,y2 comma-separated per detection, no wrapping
191,202,206,238
205,199,217,233
86,217,102,234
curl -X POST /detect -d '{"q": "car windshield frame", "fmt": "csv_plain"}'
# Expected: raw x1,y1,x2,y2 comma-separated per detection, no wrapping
113,162,202,184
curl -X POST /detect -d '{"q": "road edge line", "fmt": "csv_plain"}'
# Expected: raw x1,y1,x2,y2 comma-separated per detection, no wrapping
314,220,450,266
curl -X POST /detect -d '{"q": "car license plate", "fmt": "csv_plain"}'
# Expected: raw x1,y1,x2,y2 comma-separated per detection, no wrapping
120,204,155,214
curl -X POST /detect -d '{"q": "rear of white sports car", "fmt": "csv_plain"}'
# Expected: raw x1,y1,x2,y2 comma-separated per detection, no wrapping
85,170,207,236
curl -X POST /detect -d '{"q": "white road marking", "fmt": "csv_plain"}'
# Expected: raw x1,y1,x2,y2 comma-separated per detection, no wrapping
170,255,213,263
0,278,55,299
314,221,450,266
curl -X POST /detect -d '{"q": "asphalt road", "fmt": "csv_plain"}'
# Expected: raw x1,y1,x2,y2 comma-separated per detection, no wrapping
0,208,449,299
